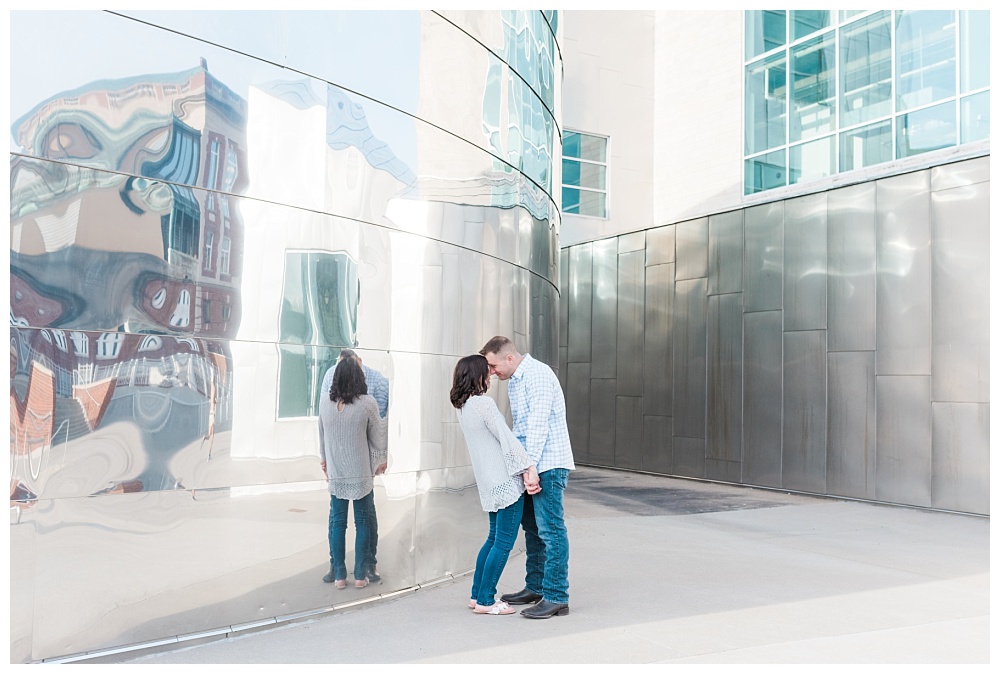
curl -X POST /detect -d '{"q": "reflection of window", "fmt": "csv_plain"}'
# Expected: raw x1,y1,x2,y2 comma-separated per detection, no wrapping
151,287,167,309
170,290,191,328
208,139,220,190
139,335,163,352
220,236,231,275
204,231,214,270
52,330,68,352
561,130,608,218
223,145,238,191
202,298,211,325
70,331,89,356
96,332,124,359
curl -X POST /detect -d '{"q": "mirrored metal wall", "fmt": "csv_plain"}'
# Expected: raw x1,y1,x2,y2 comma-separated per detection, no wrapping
9,10,562,663
559,156,989,516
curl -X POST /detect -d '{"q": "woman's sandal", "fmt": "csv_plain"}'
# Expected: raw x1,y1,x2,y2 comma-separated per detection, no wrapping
334,579,347,590
355,578,369,589
468,599,476,610
473,601,515,615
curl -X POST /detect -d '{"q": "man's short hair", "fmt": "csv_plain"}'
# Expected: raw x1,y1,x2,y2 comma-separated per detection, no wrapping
339,348,358,362
479,335,517,357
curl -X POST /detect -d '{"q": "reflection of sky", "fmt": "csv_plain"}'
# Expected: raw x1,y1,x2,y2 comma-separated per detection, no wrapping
9,10,419,171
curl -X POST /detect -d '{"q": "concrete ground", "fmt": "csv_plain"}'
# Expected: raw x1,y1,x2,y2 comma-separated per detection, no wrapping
117,466,989,664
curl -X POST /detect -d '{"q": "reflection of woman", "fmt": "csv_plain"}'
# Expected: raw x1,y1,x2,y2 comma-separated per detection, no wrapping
451,355,540,615
319,357,387,589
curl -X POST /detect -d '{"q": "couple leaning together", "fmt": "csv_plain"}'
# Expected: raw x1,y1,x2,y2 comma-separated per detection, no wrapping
317,336,573,618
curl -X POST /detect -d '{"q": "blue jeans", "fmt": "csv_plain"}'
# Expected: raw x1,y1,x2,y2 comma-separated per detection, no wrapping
328,491,373,581
470,493,525,606
522,468,570,604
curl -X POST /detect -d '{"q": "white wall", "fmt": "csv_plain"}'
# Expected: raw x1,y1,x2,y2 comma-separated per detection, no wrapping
653,10,745,227
560,10,655,246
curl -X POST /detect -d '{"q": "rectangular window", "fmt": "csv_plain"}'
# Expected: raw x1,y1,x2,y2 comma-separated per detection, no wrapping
840,120,892,171
896,10,956,111
746,51,787,154
790,33,836,141
960,11,990,93
791,10,831,41
897,101,957,158
961,91,990,143
561,130,608,218
840,11,892,128
746,10,786,60
790,135,835,184
744,149,786,194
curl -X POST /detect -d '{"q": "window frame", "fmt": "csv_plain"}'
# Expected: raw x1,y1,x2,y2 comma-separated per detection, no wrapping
560,128,610,220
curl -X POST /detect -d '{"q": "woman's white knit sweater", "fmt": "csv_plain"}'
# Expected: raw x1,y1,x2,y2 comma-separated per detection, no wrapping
457,394,533,512
318,394,388,500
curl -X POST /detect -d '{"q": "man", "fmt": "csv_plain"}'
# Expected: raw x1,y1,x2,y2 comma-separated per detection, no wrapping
321,348,389,583
479,335,574,618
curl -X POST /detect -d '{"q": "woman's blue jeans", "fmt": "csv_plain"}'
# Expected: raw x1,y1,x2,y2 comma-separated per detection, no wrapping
328,491,373,581
470,493,525,606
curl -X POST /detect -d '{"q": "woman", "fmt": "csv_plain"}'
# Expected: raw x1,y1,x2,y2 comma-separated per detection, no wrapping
451,354,540,615
319,357,387,589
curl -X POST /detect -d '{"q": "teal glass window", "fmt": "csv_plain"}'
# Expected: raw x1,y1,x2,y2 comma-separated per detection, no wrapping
840,120,892,171
562,130,607,217
840,11,892,128
790,33,836,141
792,10,831,40
746,10,786,59
960,11,990,93
745,150,786,194
840,11,867,22
896,10,956,110
745,52,787,154
961,91,990,143
897,102,957,157
790,136,835,184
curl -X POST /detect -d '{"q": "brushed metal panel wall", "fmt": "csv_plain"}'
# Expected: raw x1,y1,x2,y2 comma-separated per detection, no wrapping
931,403,990,513
782,330,827,494
643,264,674,417
876,376,932,506
566,362,592,463
827,351,877,500
707,293,742,463
876,172,932,376
783,193,827,331
616,250,645,396
590,238,619,379
743,202,784,312
742,311,784,488
827,183,877,352
708,210,743,296
567,244,594,364
10,9,562,662
615,396,643,470
588,378,617,464
673,278,707,439
675,217,709,281
930,182,990,403
559,157,987,517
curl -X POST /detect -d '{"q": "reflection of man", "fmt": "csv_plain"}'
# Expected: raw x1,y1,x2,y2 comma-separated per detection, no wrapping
321,349,389,582
480,336,574,619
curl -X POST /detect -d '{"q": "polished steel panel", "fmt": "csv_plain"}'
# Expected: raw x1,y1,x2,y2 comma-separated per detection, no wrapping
566,362,591,464
645,225,675,266
783,193,827,331
675,217,709,281
742,310,783,487
705,459,742,483
618,231,646,254
643,264,674,417
930,182,990,403
707,293,743,463
876,171,931,375
708,210,743,296
929,155,990,191
827,351,877,500
615,396,643,470
588,378,617,466
827,183,877,352
876,376,932,507
931,402,989,514
559,249,569,349
743,201,784,312
641,415,672,475
10,504,35,663
413,466,483,581
616,250,645,396
567,244,594,364
672,436,706,478
673,278,707,439
781,330,827,494
590,239,618,379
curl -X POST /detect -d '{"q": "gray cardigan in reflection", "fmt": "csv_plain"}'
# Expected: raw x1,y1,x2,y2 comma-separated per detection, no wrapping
457,394,534,512
318,394,388,501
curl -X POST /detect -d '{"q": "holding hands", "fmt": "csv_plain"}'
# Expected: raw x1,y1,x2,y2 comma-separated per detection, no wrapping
523,465,541,495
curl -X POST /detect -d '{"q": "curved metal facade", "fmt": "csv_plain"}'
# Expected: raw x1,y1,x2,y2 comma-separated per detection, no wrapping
558,156,989,517
10,10,562,662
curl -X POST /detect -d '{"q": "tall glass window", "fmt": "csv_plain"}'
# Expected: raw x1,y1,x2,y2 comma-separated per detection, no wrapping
562,130,607,218
744,9,988,195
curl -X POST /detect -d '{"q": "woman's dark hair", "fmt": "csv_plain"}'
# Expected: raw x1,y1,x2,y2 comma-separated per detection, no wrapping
330,356,368,404
450,354,490,409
